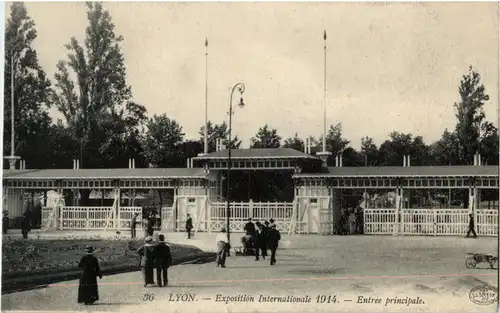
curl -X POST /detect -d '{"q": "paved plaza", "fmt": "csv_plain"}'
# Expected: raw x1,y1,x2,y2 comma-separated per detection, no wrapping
2,234,498,312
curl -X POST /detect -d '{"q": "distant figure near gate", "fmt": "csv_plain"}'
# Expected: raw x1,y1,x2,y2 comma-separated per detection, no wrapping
3,211,9,234
131,212,139,239
186,214,193,239
466,213,478,238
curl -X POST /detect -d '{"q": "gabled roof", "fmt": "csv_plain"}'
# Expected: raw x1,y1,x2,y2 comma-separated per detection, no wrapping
193,148,320,160
293,165,499,178
3,168,207,180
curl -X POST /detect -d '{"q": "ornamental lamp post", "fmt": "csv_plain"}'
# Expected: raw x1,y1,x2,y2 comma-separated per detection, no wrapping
226,82,245,256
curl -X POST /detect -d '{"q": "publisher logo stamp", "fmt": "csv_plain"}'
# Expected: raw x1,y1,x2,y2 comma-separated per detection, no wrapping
469,286,498,306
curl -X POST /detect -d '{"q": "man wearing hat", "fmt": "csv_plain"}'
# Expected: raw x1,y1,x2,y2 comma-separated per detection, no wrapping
3,211,9,234
137,236,156,286
131,212,139,239
215,228,229,268
154,234,172,287
77,246,102,305
267,223,281,265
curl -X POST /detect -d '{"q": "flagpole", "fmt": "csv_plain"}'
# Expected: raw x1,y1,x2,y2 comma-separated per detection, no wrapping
204,38,209,154
322,30,327,153
316,30,332,167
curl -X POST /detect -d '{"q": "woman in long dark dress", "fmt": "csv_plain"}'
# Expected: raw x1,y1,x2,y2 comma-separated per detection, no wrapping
78,246,102,305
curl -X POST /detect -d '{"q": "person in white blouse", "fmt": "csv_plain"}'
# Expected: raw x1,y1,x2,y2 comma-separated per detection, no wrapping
215,228,229,268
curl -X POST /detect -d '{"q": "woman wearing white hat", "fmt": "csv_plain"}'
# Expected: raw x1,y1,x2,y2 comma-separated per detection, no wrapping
137,236,156,286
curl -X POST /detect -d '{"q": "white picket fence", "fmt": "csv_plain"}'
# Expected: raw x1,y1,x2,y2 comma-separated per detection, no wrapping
42,206,143,231
42,204,498,237
364,208,498,236
209,201,294,232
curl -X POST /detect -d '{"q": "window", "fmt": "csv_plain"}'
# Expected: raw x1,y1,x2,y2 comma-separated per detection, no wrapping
188,198,196,203
309,198,318,203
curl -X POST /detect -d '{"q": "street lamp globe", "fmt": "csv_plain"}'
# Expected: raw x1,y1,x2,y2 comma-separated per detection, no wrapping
238,97,245,108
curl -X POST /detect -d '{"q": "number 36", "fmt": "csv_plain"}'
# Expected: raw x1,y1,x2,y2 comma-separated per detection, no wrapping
143,293,155,301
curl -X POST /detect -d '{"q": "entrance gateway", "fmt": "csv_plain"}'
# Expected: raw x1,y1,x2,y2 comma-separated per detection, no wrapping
2,148,499,236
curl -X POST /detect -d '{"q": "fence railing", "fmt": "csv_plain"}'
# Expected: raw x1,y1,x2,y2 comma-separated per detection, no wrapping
364,208,498,236
42,206,143,231
42,204,498,237
209,201,294,232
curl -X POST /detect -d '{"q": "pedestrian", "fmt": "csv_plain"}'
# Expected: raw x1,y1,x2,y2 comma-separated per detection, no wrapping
147,215,155,237
21,212,29,239
137,236,156,287
25,207,32,232
215,228,230,268
77,246,102,305
348,209,356,235
466,213,478,238
263,220,270,249
154,234,172,287
131,212,139,239
244,218,256,254
186,214,193,239
3,211,9,234
267,223,281,265
255,222,268,261
142,207,149,238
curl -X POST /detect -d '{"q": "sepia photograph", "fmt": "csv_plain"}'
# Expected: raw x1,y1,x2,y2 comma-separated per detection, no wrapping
1,1,499,312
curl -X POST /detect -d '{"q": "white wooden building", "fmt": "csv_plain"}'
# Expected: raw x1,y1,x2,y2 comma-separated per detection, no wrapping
2,148,498,236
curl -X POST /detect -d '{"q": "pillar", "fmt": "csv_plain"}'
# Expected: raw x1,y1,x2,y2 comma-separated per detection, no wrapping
316,151,331,168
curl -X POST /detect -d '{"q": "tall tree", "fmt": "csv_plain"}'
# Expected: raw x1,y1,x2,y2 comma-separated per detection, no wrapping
378,132,414,166
454,66,490,165
4,2,53,169
142,114,184,167
250,124,282,148
342,147,364,166
282,133,305,152
199,121,242,151
429,129,460,166
52,2,145,168
478,122,499,165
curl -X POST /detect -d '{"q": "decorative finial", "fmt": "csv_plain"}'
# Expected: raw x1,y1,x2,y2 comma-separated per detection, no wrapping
205,38,208,47
323,30,327,40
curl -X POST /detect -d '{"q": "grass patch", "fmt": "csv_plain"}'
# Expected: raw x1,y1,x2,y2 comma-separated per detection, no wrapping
2,237,215,293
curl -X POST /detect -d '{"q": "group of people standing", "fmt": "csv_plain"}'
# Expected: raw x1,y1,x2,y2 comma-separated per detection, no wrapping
77,233,174,305
136,234,173,287
130,206,160,239
215,218,281,268
2,208,33,238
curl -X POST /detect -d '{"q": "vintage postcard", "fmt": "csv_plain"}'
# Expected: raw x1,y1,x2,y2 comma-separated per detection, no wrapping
1,1,499,313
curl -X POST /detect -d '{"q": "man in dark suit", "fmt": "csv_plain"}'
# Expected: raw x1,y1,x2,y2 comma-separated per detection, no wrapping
255,222,268,261
21,212,29,239
186,214,193,239
131,213,139,239
136,236,156,287
3,211,9,234
466,213,478,238
154,234,172,287
147,214,155,237
267,223,281,265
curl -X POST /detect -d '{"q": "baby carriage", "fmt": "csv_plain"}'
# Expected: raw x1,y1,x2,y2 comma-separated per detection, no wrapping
465,253,498,269
234,234,256,256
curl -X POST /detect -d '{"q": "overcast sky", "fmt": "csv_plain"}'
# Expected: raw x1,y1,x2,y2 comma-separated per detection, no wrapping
13,2,500,149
